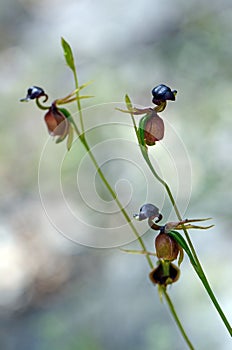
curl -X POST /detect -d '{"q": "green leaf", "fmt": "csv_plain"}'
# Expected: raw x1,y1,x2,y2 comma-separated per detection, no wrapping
67,125,74,151
61,37,75,72
168,230,197,267
125,94,133,110
59,107,71,119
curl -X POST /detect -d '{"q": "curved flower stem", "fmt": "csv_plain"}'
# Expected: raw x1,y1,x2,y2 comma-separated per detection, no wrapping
163,288,195,350
129,112,232,336
36,98,50,110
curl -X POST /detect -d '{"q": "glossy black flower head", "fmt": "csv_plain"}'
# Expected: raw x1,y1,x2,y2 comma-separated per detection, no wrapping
20,86,48,102
152,84,177,106
133,203,163,223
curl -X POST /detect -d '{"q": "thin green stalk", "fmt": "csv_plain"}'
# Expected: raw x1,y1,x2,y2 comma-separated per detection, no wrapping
130,113,232,336
163,288,195,350
72,68,85,134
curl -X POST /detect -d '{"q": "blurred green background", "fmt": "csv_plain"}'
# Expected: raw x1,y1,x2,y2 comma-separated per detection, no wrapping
0,0,232,349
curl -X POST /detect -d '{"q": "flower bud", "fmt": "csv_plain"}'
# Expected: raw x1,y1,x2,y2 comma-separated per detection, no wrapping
149,261,180,286
44,103,70,139
139,111,164,146
155,232,179,261
151,84,177,105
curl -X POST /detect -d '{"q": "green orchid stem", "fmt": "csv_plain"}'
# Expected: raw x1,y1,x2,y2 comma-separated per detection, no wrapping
163,288,195,350
72,68,85,134
130,113,232,336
